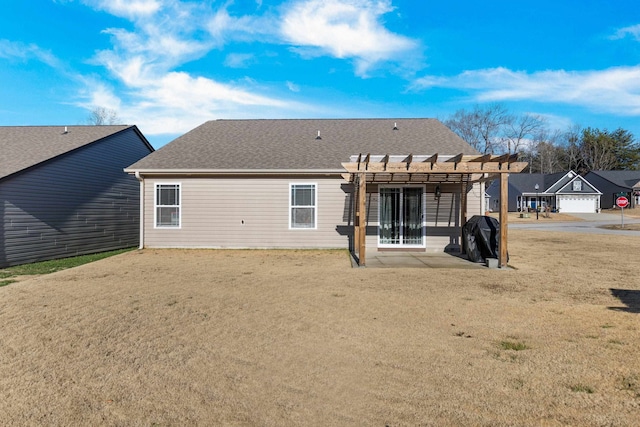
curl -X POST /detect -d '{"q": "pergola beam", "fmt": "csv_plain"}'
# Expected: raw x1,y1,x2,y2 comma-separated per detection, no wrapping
404,154,413,170
469,153,493,163
446,153,464,164
423,154,438,166
343,161,527,175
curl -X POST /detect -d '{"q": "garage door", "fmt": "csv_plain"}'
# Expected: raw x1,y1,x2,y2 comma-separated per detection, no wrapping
558,195,597,213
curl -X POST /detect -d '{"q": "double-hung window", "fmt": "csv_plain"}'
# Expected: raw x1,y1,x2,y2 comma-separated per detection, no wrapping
290,183,316,229
155,183,181,228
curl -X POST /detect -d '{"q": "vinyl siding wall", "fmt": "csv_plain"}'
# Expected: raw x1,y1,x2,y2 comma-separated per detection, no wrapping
0,129,151,267
144,177,350,248
142,177,482,252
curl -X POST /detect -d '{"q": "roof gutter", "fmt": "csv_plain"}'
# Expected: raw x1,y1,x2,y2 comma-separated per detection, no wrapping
124,168,344,176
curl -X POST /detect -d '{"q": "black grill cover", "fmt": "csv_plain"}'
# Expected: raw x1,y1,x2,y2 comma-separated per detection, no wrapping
462,215,501,263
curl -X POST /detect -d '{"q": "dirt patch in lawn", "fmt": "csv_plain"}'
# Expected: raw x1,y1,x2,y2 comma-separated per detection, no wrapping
1,230,639,426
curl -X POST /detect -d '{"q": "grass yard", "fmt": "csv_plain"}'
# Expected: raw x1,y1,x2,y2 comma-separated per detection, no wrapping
0,230,639,426
0,248,134,287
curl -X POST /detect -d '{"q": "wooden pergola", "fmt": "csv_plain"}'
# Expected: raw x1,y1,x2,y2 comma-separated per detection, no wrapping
342,153,528,268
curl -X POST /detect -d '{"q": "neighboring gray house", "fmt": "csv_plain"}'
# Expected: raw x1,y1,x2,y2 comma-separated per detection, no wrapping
584,170,640,209
486,171,602,213
1,125,154,267
125,118,526,259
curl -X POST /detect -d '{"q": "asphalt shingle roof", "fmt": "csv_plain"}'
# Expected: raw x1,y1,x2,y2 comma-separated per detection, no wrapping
1,125,133,179
489,171,601,196
498,173,547,194
587,170,640,188
126,118,479,171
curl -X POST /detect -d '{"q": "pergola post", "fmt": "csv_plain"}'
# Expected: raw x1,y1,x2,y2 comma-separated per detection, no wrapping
460,178,468,253
499,172,509,267
357,172,367,266
353,175,360,256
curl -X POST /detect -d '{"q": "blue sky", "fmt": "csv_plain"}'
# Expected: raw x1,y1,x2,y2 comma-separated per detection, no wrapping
2,0,640,149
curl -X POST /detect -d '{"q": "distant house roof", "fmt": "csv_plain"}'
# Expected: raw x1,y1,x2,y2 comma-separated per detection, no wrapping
126,118,479,172
489,170,601,195
0,125,151,180
501,173,547,194
586,170,640,189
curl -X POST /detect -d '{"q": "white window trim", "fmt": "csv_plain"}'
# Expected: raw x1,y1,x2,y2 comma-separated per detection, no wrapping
154,182,182,229
289,182,317,230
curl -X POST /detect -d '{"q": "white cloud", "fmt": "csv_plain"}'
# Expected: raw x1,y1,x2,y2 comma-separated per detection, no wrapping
286,81,300,92
54,0,420,135
610,24,640,41
81,0,161,19
533,112,574,132
412,66,640,115
78,79,122,111
77,70,302,134
143,71,288,110
78,0,307,135
0,39,62,68
280,0,418,76
224,53,255,68
206,7,273,44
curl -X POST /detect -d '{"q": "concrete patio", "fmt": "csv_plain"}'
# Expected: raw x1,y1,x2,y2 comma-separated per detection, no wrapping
358,250,489,269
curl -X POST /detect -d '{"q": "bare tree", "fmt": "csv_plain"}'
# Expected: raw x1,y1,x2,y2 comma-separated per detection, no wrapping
502,113,546,154
445,105,639,172
533,129,565,174
86,107,121,125
560,125,582,172
445,104,510,154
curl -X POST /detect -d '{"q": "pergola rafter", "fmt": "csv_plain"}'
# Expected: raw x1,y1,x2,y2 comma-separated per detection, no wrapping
343,153,527,268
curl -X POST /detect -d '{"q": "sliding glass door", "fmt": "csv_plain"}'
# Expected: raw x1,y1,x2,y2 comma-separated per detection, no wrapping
379,186,424,247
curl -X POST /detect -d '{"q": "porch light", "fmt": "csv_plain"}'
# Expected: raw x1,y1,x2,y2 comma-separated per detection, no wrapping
435,185,441,200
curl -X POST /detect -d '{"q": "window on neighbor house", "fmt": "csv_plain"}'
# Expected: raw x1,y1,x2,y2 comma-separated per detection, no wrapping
290,183,316,229
155,183,181,228
572,181,582,191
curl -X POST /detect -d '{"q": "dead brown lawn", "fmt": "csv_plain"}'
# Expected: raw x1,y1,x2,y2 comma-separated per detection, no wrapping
1,230,639,426
608,207,640,218
488,211,581,223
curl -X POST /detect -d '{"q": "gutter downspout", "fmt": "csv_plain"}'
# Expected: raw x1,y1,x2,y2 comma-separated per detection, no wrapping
134,171,144,249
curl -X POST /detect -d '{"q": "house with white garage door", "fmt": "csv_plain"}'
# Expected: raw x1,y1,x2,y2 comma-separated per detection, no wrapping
486,170,602,213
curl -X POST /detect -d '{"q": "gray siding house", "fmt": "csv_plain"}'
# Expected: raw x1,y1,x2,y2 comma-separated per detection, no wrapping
1,125,154,267
486,171,601,213
125,119,492,255
584,170,640,209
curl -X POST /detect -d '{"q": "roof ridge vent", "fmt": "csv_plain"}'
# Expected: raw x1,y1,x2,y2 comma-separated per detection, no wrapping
316,130,321,140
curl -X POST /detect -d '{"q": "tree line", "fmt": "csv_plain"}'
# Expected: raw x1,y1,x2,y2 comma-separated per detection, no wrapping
444,104,640,174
